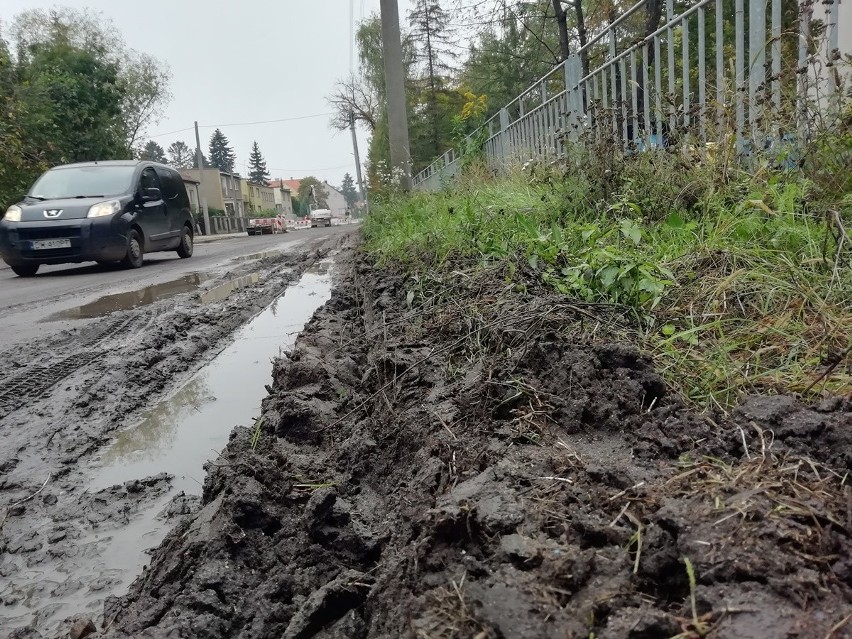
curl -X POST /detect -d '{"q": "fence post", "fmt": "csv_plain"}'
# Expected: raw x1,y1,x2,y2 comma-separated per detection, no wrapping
771,0,781,127
716,0,725,131
565,55,582,140
735,0,745,154
749,0,767,143
797,0,811,138
609,25,618,140
667,0,676,134
826,0,840,118
499,107,510,165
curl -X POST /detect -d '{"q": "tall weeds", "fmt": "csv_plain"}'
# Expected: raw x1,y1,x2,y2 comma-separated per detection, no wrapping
364,96,852,410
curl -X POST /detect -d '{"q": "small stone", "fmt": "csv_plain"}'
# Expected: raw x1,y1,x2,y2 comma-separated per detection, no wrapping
69,617,97,639
124,479,142,494
500,533,542,567
42,494,58,506
48,529,67,544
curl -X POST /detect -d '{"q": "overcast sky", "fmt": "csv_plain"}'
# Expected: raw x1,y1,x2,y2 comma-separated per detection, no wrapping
2,0,418,187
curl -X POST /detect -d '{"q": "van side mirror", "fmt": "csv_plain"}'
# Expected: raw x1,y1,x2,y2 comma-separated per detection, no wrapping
142,187,161,202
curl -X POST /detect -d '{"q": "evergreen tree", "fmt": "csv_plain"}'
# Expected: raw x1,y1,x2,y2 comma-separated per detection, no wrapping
192,150,208,169
340,173,358,207
140,140,167,162
408,1,457,158
167,140,193,168
207,128,236,173
247,141,270,185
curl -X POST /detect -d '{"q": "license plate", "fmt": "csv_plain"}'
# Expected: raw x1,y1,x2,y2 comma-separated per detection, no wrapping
31,239,71,250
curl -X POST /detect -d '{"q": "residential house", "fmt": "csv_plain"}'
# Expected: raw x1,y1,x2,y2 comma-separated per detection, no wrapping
268,179,294,217
181,174,201,215
240,180,277,215
322,181,348,219
283,179,305,215
282,179,301,197
180,168,245,217
284,178,347,218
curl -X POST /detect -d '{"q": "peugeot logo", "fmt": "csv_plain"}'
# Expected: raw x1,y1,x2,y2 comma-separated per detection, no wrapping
43,209,63,218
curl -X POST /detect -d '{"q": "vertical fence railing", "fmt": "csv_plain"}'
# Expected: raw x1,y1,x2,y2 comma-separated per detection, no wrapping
412,0,846,191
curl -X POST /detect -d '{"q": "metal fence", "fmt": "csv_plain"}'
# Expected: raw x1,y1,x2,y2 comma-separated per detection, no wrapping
413,0,847,191
209,215,247,234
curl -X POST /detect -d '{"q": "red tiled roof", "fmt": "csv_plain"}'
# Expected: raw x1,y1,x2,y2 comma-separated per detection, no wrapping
267,179,292,191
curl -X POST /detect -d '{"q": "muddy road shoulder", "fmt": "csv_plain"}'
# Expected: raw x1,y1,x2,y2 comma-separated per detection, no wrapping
105,248,852,639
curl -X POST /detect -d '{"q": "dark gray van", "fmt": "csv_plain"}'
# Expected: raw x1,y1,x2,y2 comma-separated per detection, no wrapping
0,160,194,277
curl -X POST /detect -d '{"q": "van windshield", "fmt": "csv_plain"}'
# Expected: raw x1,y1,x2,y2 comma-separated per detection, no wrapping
30,166,136,200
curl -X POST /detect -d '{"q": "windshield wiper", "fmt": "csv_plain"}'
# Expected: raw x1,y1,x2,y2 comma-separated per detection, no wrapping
26,195,47,201
73,195,105,199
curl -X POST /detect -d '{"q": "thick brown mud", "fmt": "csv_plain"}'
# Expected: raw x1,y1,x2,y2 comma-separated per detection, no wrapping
1,234,349,638
99,248,852,639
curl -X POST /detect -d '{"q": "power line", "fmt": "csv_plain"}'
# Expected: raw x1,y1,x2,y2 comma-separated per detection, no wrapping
203,113,333,128
148,113,333,139
148,126,195,139
266,163,354,174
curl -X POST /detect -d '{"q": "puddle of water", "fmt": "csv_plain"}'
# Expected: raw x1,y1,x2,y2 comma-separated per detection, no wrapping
4,262,333,635
93,264,331,492
51,274,209,320
197,273,260,305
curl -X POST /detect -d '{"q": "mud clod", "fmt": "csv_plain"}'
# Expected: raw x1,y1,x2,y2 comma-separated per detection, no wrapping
283,570,372,639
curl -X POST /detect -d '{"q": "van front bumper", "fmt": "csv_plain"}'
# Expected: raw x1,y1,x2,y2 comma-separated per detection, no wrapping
0,218,129,266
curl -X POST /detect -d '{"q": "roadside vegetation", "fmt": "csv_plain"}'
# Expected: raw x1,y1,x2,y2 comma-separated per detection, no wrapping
364,111,852,411
0,7,171,209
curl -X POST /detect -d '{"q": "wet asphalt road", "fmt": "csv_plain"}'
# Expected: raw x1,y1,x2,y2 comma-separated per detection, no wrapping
0,226,348,349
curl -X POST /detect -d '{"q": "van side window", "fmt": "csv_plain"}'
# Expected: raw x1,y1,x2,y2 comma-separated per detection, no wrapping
140,168,160,193
156,168,179,200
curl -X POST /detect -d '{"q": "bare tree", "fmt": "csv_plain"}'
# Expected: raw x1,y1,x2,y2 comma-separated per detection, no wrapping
328,73,379,132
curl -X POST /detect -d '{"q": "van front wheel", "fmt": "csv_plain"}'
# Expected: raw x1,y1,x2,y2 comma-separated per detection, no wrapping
177,225,193,258
121,229,144,269
10,263,39,277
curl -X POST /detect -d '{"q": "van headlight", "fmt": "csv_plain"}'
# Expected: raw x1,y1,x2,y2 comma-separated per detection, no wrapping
4,205,22,222
87,200,121,218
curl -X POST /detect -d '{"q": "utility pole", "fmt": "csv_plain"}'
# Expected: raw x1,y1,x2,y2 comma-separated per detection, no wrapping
194,121,212,236
379,0,411,190
349,110,369,215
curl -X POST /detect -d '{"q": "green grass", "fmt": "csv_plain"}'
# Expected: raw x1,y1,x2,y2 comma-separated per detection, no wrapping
363,154,852,410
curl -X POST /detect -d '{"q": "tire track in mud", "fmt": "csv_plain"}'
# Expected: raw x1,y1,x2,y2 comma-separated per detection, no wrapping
0,313,146,417
0,249,307,420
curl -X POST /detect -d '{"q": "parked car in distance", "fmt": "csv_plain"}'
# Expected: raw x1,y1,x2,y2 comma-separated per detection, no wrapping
0,160,195,277
308,208,332,228
247,217,286,235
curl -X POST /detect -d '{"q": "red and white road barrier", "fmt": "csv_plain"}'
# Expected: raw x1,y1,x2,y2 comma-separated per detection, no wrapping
286,219,311,231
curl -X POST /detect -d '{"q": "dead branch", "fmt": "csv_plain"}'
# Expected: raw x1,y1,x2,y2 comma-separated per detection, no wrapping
0,473,51,532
